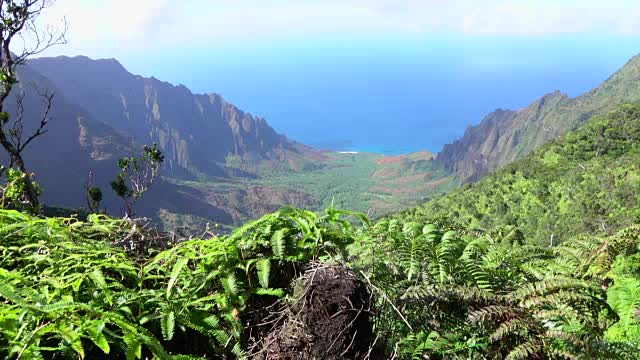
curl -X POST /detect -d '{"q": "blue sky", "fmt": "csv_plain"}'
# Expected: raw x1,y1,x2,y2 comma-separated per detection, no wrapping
33,1,640,153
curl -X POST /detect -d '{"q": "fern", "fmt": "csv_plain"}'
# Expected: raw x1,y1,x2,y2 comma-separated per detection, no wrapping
161,311,175,341
256,259,271,289
505,339,543,360
270,229,287,258
166,258,188,299
2,198,640,359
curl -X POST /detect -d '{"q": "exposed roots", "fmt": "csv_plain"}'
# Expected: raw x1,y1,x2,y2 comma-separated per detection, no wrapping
255,262,378,360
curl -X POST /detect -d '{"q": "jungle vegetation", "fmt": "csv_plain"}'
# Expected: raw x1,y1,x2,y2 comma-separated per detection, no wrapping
1,104,640,358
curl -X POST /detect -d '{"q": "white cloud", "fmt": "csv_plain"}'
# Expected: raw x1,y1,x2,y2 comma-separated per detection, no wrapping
36,0,640,56
38,0,172,55
456,1,640,35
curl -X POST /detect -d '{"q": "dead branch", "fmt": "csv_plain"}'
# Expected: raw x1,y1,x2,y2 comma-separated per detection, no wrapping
0,0,67,211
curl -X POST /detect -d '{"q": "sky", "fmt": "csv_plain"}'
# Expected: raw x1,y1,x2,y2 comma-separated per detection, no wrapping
38,0,640,53
30,0,640,153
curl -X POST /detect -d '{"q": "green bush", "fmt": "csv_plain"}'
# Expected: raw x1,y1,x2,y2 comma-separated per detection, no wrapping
0,168,43,214
0,206,365,359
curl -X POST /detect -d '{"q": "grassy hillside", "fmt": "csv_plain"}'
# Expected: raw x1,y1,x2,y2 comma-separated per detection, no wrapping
406,103,640,246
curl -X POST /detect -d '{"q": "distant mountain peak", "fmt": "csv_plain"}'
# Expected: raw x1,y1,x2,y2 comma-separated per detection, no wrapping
544,89,564,98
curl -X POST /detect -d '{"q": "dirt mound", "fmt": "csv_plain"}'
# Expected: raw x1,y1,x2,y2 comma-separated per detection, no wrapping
257,263,376,359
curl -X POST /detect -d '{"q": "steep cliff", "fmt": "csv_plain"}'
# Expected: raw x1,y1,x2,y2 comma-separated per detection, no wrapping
437,54,640,182
2,62,234,224
6,61,134,211
28,56,305,178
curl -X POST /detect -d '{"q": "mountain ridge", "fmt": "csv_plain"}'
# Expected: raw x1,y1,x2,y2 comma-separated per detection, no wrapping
436,54,640,182
28,55,307,179
406,102,640,247
4,59,272,225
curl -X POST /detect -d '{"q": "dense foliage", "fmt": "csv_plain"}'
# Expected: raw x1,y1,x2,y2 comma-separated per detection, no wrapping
406,103,640,246
2,104,640,358
350,219,640,359
0,206,366,359
2,205,639,359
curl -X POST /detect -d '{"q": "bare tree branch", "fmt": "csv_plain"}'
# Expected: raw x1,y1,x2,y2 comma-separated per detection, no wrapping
7,90,24,164
18,88,53,152
0,0,66,211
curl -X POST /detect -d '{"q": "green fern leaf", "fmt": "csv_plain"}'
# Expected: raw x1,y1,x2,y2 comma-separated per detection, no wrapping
124,332,142,360
161,311,176,341
505,339,542,360
271,229,287,258
57,324,85,359
256,259,271,289
86,322,110,354
222,274,239,296
231,342,248,359
167,258,188,298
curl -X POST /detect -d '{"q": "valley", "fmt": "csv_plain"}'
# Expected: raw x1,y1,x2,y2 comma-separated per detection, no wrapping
0,49,634,234
15,55,459,230
162,150,457,229
22,53,640,231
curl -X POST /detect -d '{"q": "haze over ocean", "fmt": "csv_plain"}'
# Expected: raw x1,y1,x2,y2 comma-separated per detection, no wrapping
118,34,638,155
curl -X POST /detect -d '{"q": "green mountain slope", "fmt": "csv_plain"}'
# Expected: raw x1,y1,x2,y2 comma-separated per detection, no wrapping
404,103,640,245
437,55,640,182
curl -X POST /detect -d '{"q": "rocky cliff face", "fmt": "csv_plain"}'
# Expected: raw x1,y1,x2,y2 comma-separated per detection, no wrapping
28,56,303,178
436,54,640,182
6,61,135,211
437,108,518,182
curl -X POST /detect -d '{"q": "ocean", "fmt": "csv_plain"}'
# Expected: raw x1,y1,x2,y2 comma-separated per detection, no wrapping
124,34,640,155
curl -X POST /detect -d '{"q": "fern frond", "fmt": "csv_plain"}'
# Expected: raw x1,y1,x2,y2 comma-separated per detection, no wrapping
161,311,175,341
256,258,270,289
505,339,543,360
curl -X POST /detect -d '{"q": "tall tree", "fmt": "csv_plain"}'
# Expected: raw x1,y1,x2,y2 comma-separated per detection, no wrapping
0,0,66,211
